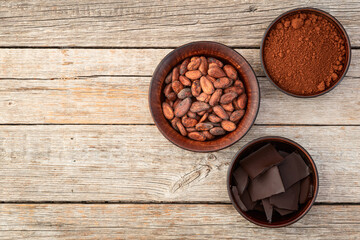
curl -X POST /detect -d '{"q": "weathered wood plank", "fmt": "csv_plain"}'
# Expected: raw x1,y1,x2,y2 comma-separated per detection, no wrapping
0,0,359,47
0,125,359,202
0,48,359,79
0,76,358,124
0,204,359,239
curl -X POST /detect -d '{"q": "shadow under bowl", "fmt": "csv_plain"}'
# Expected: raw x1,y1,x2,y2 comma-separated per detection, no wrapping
227,136,319,227
149,41,260,152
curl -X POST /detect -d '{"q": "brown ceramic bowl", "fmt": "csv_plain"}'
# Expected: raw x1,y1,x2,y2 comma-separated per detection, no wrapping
260,8,351,97
149,41,260,152
227,136,319,227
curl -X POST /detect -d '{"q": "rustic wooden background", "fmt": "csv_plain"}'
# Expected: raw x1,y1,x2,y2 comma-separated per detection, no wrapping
0,0,359,239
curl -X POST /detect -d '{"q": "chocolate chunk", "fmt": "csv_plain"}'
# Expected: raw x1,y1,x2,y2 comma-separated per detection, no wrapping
299,176,311,204
274,207,295,216
248,166,285,201
270,182,300,210
233,167,248,194
253,201,264,212
240,144,284,179
278,150,290,158
231,186,247,211
240,189,257,210
278,152,310,189
262,198,273,223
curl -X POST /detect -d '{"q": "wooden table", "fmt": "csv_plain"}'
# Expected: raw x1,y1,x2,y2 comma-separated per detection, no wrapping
0,1,359,239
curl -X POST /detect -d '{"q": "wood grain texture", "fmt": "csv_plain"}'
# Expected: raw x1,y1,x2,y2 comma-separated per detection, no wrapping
0,204,360,239
0,0,358,47
0,76,358,124
0,48,359,78
0,125,359,202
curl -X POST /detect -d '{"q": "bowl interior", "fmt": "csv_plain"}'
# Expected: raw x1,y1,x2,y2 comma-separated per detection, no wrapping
260,8,351,97
149,41,260,152
227,136,319,227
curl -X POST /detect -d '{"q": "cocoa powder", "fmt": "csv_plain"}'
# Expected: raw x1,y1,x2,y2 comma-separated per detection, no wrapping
162,56,248,141
263,11,347,95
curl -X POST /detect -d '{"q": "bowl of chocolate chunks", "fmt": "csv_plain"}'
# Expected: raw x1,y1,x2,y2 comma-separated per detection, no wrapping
227,136,319,227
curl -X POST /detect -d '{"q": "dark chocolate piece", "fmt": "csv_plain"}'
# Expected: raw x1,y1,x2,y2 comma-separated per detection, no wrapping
240,143,284,179
253,201,264,212
275,207,295,216
241,189,257,211
233,167,248,195
278,152,310,189
299,176,311,204
278,150,290,158
270,182,300,210
248,166,285,201
232,186,247,211
262,198,273,223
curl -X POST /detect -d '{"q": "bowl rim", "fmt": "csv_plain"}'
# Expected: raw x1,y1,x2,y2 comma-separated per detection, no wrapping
149,41,260,152
226,136,319,228
260,7,352,98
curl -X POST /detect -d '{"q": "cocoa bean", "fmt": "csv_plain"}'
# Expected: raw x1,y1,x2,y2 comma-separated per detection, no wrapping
209,89,222,106
166,92,177,101
234,80,244,88
196,92,210,103
185,70,202,80
173,99,181,109
191,80,201,97
197,110,206,116
208,65,226,78
195,122,213,131
190,101,210,113
213,77,232,89
221,120,236,132
187,57,201,70
230,110,245,122
208,114,222,123
199,112,209,123
200,76,215,94
182,115,198,128
199,56,208,75
162,102,174,120
171,117,180,131
179,75,192,86
206,75,216,83
165,98,173,107
180,58,190,75
172,67,179,82
223,65,238,79
224,86,244,95
177,88,192,99
188,132,206,141
174,98,192,117
187,111,197,119
210,127,226,136
202,130,215,140
221,102,234,112
213,105,229,120
164,83,173,96
176,121,187,136
165,72,172,84
186,127,196,133
207,57,224,67
220,92,238,104
236,94,247,109
172,80,184,94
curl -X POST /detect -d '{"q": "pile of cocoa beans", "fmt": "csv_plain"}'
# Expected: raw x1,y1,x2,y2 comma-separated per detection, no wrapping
162,56,247,141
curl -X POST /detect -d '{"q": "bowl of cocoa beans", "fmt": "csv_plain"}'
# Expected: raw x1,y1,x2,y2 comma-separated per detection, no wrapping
149,41,260,152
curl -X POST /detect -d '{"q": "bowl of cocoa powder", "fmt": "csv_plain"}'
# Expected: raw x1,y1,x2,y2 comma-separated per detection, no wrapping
227,136,319,227
261,8,351,97
149,41,260,152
